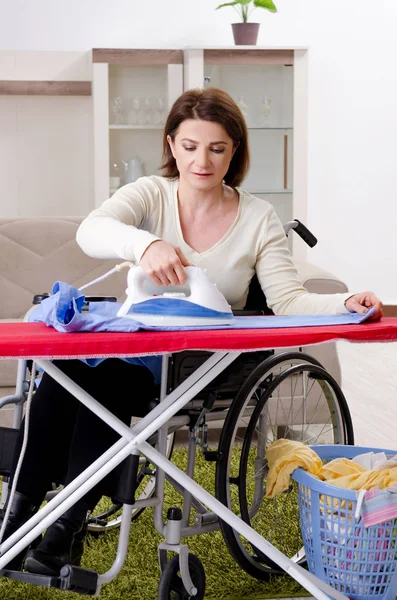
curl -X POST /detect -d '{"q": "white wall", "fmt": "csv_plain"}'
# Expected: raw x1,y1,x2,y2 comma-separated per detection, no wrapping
1,0,396,302
0,51,94,217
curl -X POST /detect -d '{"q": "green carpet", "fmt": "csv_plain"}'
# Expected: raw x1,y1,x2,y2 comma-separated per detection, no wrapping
0,448,308,600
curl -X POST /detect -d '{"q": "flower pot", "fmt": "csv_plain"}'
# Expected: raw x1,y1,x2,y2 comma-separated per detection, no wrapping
232,22,260,46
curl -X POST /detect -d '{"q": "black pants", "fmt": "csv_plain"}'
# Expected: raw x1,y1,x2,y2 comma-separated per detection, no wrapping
11,359,158,510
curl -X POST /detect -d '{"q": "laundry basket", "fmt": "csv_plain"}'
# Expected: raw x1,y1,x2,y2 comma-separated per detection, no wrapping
291,445,397,600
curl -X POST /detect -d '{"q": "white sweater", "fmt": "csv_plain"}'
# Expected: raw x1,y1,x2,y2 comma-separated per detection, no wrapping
77,176,351,314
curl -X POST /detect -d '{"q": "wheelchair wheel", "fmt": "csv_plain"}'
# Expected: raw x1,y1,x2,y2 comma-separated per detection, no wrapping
215,352,353,580
87,431,175,534
158,553,206,600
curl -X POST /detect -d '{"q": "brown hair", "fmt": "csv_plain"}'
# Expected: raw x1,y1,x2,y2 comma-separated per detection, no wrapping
161,88,250,187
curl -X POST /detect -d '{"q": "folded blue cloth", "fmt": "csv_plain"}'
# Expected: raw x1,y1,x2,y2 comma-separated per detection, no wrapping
31,281,374,333
29,282,163,380
29,281,374,383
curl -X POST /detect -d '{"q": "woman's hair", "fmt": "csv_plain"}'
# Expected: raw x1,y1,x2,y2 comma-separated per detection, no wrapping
161,88,249,187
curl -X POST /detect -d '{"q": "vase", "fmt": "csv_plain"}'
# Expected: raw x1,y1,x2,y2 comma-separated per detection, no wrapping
231,23,260,46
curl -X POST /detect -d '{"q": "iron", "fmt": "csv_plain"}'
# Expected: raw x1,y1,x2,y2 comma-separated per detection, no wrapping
117,266,234,327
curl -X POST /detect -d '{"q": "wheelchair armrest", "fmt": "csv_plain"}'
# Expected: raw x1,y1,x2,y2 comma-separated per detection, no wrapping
85,296,117,303
32,294,117,305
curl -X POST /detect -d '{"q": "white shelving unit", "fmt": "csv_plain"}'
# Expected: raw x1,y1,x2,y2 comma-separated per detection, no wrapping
92,47,309,255
92,49,184,207
109,125,164,130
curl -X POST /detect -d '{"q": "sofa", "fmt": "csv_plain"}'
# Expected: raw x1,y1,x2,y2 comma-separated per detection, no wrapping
0,216,349,427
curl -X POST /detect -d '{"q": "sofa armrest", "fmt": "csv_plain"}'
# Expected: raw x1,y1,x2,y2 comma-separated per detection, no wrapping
290,259,349,387
293,258,349,295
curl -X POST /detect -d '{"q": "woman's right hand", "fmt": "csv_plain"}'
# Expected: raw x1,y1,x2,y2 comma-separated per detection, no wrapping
140,240,191,286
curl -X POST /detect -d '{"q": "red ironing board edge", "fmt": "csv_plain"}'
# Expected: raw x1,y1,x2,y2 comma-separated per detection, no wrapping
1,319,397,360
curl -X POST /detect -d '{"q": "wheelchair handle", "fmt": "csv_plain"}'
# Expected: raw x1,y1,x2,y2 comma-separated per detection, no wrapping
283,219,317,248
32,293,50,305
84,296,117,303
32,294,117,305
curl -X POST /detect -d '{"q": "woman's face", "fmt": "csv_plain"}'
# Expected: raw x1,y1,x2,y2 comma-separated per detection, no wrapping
167,119,237,191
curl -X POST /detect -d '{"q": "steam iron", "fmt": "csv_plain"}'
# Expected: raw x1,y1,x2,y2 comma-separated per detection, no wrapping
117,266,235,327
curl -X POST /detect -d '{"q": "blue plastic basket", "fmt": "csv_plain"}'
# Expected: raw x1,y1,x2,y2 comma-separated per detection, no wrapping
291,445,397,600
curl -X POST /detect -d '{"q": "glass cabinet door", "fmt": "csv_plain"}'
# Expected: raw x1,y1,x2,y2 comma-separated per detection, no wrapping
93,49,183,206
186,49,295,224
93,48,306,232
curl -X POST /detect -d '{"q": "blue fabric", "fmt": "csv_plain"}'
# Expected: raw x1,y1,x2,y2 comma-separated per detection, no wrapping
129,297,233,319
29,282,163,381
29,281,375,384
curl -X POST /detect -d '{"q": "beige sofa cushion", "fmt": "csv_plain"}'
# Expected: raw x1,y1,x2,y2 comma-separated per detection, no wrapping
293,258,348,295
0,217,128,321
0,217,128,389
288,259,349,385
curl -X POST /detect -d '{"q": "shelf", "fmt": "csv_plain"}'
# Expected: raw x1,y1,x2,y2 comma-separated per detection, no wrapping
108,125,292,131
93,49,183,66
203,49,294,66
109,125,163,130
107,189,293,197
250,190,293,195
108,189,293,196
248,127,293,131
0,81,91,96
109,126,292,131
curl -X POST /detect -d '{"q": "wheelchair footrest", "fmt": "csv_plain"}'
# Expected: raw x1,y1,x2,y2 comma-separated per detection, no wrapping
0,564,98,595
59,564,98,594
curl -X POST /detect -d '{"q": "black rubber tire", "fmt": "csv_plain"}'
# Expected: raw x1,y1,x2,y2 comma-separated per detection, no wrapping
215,353,353,580
158,554,206,600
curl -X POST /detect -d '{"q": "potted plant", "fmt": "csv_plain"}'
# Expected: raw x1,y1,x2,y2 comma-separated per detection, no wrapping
216,0,277,46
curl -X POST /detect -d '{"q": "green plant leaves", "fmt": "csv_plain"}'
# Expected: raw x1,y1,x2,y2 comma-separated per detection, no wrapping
216,0,249,9
216,1,236,8
215,0,277,22
253,0,277,12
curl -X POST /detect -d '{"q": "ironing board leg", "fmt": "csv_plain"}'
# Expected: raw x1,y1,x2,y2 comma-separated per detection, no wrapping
2,351,344,598
0,352,239,571
0,438,130,569
139,441,350,600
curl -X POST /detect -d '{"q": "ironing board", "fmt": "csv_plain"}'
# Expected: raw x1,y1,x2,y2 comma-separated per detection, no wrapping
1,318,397,600
2,318,397,359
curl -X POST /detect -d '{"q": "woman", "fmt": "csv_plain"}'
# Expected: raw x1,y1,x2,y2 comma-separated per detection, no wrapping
1,88,382,576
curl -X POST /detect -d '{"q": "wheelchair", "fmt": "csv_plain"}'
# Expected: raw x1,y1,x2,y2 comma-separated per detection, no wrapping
0,220,354,597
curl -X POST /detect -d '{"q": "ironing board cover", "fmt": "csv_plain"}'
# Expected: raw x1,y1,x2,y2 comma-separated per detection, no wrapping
1,319,397,360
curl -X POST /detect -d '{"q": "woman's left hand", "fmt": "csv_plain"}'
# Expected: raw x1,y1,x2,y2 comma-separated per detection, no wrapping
345,291,383,321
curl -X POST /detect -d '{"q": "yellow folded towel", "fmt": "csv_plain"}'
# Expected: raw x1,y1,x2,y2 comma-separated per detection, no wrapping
265,440,397,498
265,439,323,498
319,461,397,491
318,457,366,480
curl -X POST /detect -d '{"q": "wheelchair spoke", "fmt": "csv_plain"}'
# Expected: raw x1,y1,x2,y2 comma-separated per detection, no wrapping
216,354,353,579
